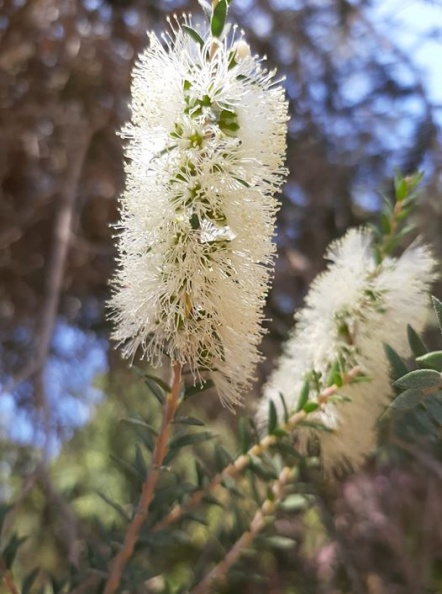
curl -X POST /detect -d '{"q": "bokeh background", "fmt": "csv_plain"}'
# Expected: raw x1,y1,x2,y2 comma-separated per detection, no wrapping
1,0,442,592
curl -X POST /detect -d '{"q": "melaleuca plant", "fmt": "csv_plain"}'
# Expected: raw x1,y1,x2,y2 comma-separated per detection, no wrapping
109,5,288,408
257,171,437,472
1,2,441,592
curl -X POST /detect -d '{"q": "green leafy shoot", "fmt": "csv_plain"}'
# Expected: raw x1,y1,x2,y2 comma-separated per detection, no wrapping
372,170,423,263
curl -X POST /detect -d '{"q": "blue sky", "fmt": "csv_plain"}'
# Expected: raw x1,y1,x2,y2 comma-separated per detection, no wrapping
372,0,442,105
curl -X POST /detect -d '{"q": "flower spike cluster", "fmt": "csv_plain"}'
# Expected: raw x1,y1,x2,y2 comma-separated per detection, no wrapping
109,17,289,407
257,228,437,470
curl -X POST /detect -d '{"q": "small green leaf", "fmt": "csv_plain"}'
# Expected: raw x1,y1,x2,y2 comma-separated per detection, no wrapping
394,369,441,390
384,343,409,381
144,377,166,405
380,212,391,235
134,443,147,476
2,534,29,569
417,351,442,372
391,388,422,410
303,401,319,413
298,420,333,433
120,416,158,436
273,428,289,438
110,454,144,482
182,25,205,48
296,379,310,412
432,296,442,333
211,0,228,37
183,379,214,399
214,445,234,472
268,400,278,435
97,492,131,522
407,324,428,357
278,392,289,423
238,417,251,454
22,568,40,594
144,373,171,393
174,416,205,426
394,176,408,202
247,461,278,481
259,535,296,550
168,431,214,451
279,494,307,512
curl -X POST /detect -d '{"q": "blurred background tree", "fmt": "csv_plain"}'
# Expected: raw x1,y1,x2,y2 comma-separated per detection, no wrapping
1,0,442,592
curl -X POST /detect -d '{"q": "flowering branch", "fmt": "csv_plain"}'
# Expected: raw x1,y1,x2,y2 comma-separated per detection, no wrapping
190,466,293,594
103,361,182,594
154,366,360,532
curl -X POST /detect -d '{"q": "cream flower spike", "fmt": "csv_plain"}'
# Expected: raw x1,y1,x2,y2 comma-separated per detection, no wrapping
109,15,289,408
257,228,437,470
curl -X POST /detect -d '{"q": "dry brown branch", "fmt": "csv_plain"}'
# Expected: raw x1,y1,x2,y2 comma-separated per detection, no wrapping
103,361,183,594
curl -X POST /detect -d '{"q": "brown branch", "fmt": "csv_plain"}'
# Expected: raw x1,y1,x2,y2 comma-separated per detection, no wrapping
103,361,183,594
190,466,293,594
0,559,19,594
154,366,361,532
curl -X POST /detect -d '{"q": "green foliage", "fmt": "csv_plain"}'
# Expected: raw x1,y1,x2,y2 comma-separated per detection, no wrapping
384,343,409,382
211,0,228,37
372,170,423,263
388,298,442,448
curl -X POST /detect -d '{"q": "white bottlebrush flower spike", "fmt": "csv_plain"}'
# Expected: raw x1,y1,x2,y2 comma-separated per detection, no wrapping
257,228,437,470
109,16,288,407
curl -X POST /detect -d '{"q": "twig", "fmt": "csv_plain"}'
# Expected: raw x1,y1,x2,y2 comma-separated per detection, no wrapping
0,559,19,594
103,361,183,594
190,466,293,594
154,366,361,532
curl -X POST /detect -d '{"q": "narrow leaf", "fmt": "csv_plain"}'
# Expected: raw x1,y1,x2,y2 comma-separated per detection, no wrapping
407,324,428,357
238,417,251,454
384,343,408,381
174,416,205,426
211,0,228,37
183,379,214,400
22,568,40,594
258,535,296,550
120,416,158,436
182,25,204,48
145,377,166,405
97,492,131,522
110,454,144,482
268,400,278,435
3,534,28,569
278,391,289,423
296,379,310,412
169,431,214,451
